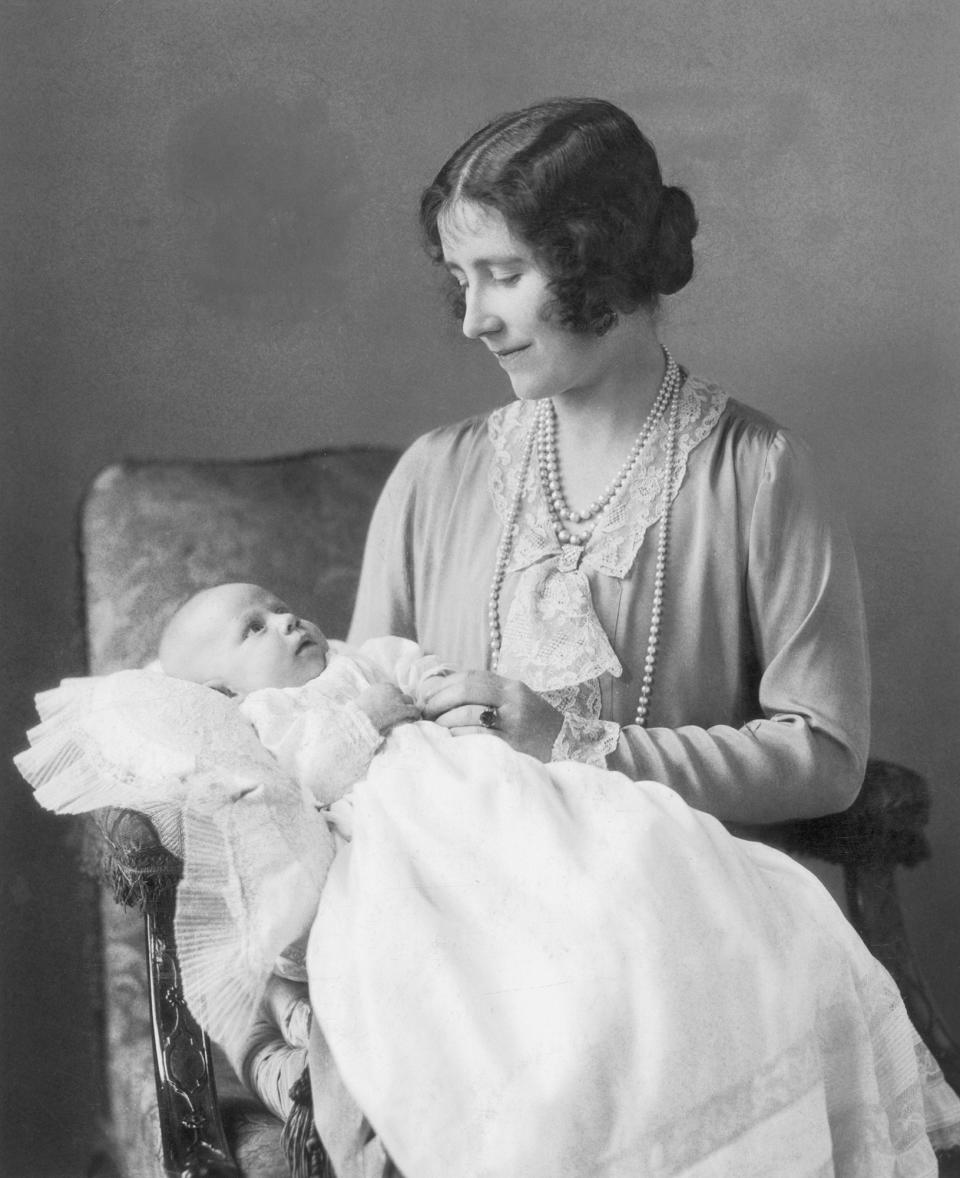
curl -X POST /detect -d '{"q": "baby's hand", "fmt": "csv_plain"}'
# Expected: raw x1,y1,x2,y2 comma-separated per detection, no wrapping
356,682,421,734
263,974,312,1049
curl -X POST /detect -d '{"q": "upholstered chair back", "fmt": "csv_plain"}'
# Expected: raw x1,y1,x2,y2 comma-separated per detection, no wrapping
82,447,398,1177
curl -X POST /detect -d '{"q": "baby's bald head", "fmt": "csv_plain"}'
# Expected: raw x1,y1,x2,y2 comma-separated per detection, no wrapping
158,583,329,695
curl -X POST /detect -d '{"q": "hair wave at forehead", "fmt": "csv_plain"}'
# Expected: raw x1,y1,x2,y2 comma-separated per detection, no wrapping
420,97,698,334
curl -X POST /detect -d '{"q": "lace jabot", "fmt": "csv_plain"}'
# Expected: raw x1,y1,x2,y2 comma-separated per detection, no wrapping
487,374,727,763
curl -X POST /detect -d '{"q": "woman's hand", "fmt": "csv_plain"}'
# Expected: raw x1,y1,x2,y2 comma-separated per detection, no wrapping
420,671,563,762
356,683,421,734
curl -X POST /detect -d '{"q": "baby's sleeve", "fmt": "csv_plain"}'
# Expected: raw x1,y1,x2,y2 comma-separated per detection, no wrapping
354,636,453,707
241,688,383,806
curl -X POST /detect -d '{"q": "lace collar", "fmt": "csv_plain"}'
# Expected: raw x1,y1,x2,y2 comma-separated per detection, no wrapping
485,374,727,701
488,374,728,580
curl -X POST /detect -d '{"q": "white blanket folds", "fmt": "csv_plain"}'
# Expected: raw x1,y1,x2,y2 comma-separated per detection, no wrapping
309,723,960,1178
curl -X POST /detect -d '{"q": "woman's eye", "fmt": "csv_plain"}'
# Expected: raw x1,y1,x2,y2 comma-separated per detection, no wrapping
493,273,521,286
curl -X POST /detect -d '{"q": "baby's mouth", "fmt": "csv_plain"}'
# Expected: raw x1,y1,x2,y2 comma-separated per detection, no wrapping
296,636,315,654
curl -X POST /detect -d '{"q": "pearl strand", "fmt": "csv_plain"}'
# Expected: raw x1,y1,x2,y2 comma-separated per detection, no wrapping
488,418,537,668
633,382,680,727
538,353,681,546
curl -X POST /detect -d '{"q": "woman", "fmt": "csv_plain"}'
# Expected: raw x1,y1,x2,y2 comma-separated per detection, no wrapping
272,99,955,1177
320,97,960,1175
348,96,870,827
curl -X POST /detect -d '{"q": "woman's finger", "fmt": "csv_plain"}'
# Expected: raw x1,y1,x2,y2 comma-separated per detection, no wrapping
421,673,500,719
430,705,501,730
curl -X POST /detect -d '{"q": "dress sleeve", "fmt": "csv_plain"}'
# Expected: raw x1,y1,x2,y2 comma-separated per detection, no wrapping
241,689,383,807
607,431,871,824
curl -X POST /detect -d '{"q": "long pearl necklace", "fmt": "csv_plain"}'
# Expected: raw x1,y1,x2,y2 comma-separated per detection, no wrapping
633,383,680,726
487,420,537,663
488,352,683,727
538,353,681,548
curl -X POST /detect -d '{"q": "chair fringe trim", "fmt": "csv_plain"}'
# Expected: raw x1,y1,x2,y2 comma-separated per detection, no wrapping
282,1068,336,1178
107,852,181,911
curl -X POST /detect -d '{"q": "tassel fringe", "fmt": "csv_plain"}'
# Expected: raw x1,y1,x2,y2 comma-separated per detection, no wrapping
282,1069,337,1178
108,851,181,910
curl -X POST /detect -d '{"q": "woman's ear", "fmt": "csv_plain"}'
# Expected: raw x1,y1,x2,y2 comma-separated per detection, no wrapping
205,679,238,699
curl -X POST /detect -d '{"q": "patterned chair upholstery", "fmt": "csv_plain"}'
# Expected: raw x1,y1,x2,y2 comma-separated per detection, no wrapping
80,447,960,1177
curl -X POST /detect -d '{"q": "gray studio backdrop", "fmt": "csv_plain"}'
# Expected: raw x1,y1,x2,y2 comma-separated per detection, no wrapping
2,0,958,1171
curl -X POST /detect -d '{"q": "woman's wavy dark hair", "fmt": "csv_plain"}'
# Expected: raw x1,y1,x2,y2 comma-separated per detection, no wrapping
419,97,698,335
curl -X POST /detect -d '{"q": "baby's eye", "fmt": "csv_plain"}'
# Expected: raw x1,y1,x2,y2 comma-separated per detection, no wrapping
244,618,265,637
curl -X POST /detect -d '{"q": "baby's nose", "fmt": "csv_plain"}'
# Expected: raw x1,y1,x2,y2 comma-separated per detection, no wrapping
278,612,299,633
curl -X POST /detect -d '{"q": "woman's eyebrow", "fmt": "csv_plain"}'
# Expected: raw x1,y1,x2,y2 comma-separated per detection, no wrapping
443,255,526,271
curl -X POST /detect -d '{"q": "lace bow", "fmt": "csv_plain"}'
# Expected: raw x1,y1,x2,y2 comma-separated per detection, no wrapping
488,377,727,752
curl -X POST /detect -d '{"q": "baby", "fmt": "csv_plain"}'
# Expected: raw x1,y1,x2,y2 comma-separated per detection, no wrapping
158,581,451,807
157,581,456,1112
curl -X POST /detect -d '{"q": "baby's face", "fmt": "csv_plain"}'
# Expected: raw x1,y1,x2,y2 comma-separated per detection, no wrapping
161,583,330,694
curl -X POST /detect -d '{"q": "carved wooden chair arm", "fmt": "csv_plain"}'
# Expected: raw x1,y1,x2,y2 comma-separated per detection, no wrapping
762,758,960,1095
760,757,932,869
98,809,241,1178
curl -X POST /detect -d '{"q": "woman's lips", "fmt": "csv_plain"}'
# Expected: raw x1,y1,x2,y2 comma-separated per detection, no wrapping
495,345,529,366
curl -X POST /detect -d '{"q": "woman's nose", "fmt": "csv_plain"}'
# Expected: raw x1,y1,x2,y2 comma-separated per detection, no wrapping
461,288,501,340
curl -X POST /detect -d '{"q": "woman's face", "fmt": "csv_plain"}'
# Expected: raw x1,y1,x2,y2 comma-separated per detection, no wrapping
438,201,619,403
